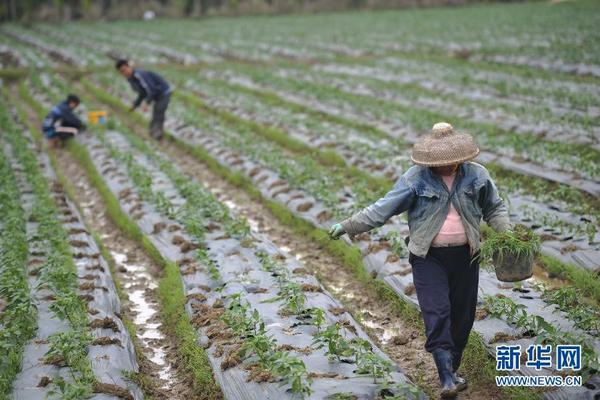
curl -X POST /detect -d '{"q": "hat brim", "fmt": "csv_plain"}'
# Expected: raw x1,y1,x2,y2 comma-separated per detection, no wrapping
411,148,480,167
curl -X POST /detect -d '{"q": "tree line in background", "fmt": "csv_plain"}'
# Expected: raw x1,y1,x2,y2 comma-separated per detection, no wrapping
0,0,489,22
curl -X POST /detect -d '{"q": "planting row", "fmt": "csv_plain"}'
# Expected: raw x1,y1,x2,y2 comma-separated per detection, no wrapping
0,103,142,400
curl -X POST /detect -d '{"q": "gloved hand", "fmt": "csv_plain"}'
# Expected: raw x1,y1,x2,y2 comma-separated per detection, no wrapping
329,223,346,240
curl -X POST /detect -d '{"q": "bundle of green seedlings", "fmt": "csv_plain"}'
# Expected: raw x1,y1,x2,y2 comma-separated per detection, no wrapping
0,139,36,397
483,295,600,381
221,293,313,397
480,224,541,264
1,105,97,399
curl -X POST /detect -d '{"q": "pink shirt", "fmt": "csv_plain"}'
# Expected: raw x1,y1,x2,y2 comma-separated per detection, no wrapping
431,173,468,247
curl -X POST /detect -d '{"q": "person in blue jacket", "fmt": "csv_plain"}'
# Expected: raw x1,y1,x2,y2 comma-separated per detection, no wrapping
116,59,172,140
42,94,85,148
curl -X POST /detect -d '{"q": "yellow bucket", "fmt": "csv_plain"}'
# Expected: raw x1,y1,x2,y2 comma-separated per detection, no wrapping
88,110,108,125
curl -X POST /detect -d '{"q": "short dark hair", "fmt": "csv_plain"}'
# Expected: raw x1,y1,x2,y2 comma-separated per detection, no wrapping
115,59,129,69
66,94,80,105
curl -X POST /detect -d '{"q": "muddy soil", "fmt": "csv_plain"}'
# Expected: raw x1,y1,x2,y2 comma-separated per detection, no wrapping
155,134,504,400
51,146,199,400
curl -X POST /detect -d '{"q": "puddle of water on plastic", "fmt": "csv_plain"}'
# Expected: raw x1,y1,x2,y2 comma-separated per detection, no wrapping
111,250,174,389
360,316,398,344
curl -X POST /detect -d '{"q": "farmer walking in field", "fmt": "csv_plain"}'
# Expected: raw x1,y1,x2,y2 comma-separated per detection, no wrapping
115,59,172,140
329,122,512,398
42,94,86,148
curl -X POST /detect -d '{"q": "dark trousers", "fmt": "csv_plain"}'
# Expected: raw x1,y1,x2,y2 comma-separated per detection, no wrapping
150,92,171,139
409,244,479,355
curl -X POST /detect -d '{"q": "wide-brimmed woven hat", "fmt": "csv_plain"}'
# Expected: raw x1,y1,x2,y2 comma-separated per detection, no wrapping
411,122,480,167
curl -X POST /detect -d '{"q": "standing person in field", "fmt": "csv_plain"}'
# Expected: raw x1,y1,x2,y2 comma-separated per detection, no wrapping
115,59,171,140
42,94,86,148
329,122,511,398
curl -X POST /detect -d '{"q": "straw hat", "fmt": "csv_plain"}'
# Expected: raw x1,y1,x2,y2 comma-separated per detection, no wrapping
411,122,480,167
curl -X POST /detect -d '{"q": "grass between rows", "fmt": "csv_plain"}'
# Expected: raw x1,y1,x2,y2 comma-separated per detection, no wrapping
16,84,223,400
86,78,540,400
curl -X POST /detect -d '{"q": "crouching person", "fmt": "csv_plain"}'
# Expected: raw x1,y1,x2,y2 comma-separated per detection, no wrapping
42,94,86,148
329,122,511,398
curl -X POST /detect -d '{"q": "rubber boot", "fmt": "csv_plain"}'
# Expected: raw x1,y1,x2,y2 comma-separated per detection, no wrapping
451,350,467,391
432,349,458,398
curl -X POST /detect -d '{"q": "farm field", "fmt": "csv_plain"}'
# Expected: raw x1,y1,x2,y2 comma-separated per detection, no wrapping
1,1,599,399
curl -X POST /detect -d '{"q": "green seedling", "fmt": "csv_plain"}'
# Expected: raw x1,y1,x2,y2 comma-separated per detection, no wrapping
312,323,355,361
310,307,326,332
480,224,540,264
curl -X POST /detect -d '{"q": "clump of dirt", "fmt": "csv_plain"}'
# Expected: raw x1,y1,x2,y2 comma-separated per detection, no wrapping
390,334,410,346
475,308,489,321
87,307,100,315
180,241,201,253
386,254,400,263
190,303,224,327
317,210,332,223
37,376,52,387
244,363,273,383
329,307,346,316
79,282,108,292
560,244,580,254
171,235,186,245
404,283,416,296
118,188,132,199
79,294,95,302
489,332,519,344
292,267,308,275
277,344,313,354
92,381,134,400
212,299,224,308
186,293,207,303
247,286,268,294
153,222,167,233
43,354,66,367
69,239,89,248
85,264,105,272
167,224,182,232
296,202,313,212
220,345,243,371
301,283,322,292
309,372,347,379
197,284,212,292
92,337,123,347
181,265,199,275
366,241,391,255
90,317,120,332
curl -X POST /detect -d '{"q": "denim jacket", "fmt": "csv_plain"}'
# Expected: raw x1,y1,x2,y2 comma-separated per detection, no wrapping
128,69,171,108
341,162,511,258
